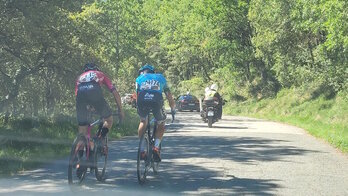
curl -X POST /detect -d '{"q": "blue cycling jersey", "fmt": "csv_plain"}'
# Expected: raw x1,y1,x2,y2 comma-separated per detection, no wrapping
136,73,169,94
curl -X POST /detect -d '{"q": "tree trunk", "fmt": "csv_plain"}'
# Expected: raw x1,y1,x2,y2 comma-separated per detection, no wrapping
4,109,10,124
115,9,120,76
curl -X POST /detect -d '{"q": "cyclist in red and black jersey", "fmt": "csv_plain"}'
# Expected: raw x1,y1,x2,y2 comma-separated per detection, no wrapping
75,63,124,140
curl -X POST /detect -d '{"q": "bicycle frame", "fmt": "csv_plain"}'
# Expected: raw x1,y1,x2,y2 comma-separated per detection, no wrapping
82,112,119,160
68,117,103,185
83,111,119,156
85,118,103,160
68,112,118,184
137,109,174,184
147,114,157,146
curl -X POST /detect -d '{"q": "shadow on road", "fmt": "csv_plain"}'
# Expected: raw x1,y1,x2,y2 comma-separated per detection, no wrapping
177,123,248,130
106,134,318,195
163,136,318,163
0,113,323,195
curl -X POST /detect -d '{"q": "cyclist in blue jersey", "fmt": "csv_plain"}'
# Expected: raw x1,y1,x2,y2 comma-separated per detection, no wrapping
136,64,175,162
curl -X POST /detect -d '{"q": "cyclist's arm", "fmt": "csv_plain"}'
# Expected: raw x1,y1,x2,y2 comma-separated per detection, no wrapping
135,81,140,94
111,89,124,122
162,75,175,110
164,89,175,111
98,72,124,119
74,80,79,96
96,71,116,93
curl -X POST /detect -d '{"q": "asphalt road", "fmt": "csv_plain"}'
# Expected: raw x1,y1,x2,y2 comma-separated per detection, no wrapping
0,112,347,195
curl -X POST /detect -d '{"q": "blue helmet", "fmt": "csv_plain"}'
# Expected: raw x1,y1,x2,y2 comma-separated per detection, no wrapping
84,62,99,72
138,64,155,74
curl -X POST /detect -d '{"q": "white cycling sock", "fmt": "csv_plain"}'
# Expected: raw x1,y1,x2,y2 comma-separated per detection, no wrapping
155,139,161,148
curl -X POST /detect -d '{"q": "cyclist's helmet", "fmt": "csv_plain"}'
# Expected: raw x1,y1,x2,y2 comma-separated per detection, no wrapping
84,62,99,72
138,64,155,75
210,83,218,91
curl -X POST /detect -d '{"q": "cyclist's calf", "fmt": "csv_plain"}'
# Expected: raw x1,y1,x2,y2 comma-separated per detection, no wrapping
103,115,113,129
138,118,148,139
155,121,165,140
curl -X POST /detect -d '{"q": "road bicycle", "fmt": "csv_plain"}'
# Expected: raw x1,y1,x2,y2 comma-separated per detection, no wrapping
137,110,174,184
68,112,118,185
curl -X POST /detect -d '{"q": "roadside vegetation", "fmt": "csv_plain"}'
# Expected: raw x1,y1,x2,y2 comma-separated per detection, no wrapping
0,107,138,175
224,88,348,153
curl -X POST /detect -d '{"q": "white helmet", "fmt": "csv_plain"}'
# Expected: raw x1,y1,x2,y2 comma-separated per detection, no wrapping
205,87,210,93
210,83,218,91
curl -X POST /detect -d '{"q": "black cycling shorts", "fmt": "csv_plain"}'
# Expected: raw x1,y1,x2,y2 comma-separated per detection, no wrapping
76,82,112,126
137,91,166,122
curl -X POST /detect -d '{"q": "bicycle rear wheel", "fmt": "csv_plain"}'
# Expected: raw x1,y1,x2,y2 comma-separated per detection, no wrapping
68,136,88,185
137,131,150,184
94,136,108,181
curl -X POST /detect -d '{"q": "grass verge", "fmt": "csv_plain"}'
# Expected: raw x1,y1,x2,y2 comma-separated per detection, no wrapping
0,107,139,175
224,88,348,153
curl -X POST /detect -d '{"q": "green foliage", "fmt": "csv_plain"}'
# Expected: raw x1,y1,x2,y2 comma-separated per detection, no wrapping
176,77,206,98
248,0,347,93
0,116,75,175
2,0,345,119
0,107,138,174
112,107,139,138
0,0,93,118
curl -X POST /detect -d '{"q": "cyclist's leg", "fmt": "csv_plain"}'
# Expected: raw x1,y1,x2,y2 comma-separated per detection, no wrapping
137,105,149,137
137,104,149,153
153,104,167,148
152,106,166,162
92,94,112,138
138,118,148,155
137,92,155,139
103,116,113,130
138,117,148,138
75,94,90,166
156,122,165,141
76,93,89,136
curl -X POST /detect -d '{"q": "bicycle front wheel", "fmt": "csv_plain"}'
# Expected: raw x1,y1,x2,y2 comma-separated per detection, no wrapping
137,131,150,184
94,136,108,181
68,136,87,185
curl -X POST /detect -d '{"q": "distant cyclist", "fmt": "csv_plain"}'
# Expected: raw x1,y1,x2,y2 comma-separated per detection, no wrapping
75,63,124,144
136,64,175,161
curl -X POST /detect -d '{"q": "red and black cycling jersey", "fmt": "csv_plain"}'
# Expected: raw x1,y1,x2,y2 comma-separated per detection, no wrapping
75,70,116,96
